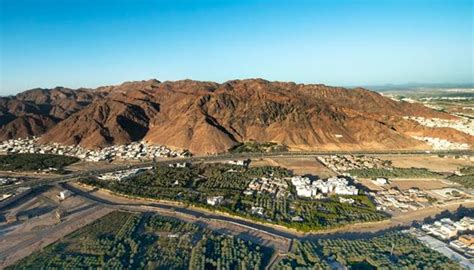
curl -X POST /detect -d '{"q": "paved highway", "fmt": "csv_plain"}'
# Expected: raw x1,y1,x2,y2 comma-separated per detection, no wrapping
1,149,472,193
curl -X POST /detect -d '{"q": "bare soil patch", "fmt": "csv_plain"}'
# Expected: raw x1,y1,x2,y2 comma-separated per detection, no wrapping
383,155,473,173
389,179,455,191
251,157,336,178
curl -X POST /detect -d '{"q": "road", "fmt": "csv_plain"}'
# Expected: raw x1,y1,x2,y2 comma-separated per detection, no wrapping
0,149,472,268
0,202,113,268
63,183,298,243
62,182,474,241
62,182,474,268
1,149,472,193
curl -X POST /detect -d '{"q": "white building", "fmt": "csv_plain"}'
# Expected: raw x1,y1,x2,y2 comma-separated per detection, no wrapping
207,196,224,206
334,185,359,195
339,197,355,204
251,206,264,216
296,185,318,197
291,175,358,197
58,190,72,200
313,177,358,196
373,177,388,186
422,217,474,240
168,162,188,168
227,159,250,166
291,176,318,197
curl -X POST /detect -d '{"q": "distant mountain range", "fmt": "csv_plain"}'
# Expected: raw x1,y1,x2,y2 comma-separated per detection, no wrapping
1,79,472,154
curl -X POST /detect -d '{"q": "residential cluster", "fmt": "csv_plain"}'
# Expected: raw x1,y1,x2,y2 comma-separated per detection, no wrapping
450,234,474,258
403,215,474,268
97,167,151,182
0,137,190,162
291,176,359,198
420,96,474,101
369,188,433,212
422,217,474,258
412,136,470,151
422,217,474,240
317,155,390,172
405,116,474,136
243,177,289,198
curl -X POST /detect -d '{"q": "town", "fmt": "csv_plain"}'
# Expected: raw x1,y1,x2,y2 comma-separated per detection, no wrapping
0,137,190,162
243,177,289,198
412,136,470,151
405,116,474,136
407,216,474,268
369,188,434,212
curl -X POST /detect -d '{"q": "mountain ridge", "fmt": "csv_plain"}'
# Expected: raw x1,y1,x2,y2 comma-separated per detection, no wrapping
1,79,472,154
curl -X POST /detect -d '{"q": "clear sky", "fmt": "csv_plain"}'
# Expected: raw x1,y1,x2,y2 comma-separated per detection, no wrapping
1,0,473,95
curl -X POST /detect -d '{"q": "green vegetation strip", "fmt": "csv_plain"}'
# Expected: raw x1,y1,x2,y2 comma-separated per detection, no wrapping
276,232,461,270
0,153,79,173
80,163,387,232
229,141,288,153
447,166,474,189
10,211,272,269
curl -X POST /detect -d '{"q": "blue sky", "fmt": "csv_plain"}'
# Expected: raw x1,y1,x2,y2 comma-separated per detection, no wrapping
1,0,473,95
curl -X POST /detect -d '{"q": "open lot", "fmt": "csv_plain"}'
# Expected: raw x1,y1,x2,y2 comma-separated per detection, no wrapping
382,155,473,173
357,179,385,191
0,186,113,268
389,179,456,191
250,157,336,178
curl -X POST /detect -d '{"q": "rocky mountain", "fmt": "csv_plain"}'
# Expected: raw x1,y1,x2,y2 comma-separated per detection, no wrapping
0,87,106,141
2,79,472,154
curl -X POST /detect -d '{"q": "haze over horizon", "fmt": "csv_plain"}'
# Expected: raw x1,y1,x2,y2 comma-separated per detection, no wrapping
1,0,473,95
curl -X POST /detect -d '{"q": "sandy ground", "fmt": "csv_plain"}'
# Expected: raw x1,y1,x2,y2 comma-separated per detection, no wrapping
251,157,336,178
0,188,113,268
382,155,473,173
357,178,456,192
357,179,385,191
389,179,456,190
65,160,132,172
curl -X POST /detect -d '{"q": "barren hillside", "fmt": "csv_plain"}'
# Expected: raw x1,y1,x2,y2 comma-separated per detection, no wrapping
2,79,472,154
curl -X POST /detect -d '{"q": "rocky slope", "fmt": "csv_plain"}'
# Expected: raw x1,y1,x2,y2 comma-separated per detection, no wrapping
0,87,106,141
2,79,472,154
